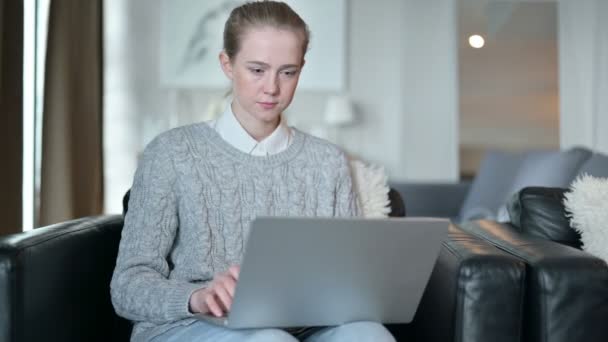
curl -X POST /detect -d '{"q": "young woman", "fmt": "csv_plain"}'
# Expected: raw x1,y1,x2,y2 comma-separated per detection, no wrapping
111,2,395,341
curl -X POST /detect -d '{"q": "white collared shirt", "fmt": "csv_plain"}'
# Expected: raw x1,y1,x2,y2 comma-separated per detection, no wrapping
208,103,293,156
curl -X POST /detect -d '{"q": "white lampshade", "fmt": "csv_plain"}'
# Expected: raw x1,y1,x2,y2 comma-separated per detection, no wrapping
324,95,355,126
203,96,228,121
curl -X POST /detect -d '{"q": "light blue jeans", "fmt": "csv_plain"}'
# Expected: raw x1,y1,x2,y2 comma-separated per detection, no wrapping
150,320,396,342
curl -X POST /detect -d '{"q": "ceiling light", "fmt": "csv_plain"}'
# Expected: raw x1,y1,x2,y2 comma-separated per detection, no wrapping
468,34,485,49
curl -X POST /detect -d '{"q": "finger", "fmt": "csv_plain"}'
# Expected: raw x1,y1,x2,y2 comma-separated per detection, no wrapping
223,276,237,298
214,284,233,311
217,273,237,298
228,265,240,280
205,293,224,317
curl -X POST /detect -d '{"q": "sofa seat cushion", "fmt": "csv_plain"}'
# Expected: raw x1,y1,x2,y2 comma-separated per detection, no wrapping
506,186,581,249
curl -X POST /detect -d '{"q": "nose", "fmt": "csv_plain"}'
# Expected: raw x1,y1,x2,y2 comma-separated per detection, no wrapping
263,74,279,95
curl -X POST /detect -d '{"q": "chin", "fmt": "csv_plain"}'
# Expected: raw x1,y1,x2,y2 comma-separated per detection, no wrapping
254,110,282,123
259,114,281,124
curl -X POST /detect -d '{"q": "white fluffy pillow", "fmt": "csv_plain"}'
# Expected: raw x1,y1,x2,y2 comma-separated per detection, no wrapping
349,159,391,218
564,174,608,263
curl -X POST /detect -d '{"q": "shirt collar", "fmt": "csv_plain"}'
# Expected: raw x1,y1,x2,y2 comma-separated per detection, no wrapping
213,102,292,156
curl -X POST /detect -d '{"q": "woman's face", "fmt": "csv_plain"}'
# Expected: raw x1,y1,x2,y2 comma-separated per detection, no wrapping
220,26,305,130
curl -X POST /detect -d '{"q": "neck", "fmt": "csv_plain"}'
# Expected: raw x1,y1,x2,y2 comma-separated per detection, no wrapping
231,103,280,142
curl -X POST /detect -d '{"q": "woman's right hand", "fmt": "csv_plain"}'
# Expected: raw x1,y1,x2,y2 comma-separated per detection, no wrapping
189,265,240,317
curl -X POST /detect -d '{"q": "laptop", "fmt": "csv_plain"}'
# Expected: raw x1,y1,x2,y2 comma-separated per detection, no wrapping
196,216,448,329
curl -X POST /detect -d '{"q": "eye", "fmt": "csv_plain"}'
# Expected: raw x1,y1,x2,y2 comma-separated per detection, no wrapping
249,68,264,75
282,69,298,77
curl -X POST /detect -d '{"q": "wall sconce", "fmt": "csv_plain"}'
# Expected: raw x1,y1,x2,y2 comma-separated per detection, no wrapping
202,95,229,122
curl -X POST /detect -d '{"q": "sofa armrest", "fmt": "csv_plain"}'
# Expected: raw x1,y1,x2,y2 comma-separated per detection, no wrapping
411,224,525,342
460,220,608,342
0,215,131,342
389,182,471,219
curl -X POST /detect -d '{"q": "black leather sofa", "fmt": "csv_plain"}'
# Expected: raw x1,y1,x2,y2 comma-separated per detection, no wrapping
391,148,608,342
0,215,131,341
460,187,608,342
0,190,527,342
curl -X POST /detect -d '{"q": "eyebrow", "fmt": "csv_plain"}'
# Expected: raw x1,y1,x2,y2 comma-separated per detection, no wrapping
246,61,300,69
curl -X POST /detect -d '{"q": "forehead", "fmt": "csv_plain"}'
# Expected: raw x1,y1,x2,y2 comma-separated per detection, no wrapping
236,27,304,66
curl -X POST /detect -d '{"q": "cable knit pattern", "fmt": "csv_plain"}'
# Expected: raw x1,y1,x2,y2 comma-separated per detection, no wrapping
110,122,359,342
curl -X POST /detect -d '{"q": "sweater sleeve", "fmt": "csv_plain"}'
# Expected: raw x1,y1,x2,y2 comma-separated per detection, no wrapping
110,135,202,324
335,153,361,217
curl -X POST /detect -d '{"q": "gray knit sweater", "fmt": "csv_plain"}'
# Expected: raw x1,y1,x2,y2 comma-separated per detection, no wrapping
110,122,359,341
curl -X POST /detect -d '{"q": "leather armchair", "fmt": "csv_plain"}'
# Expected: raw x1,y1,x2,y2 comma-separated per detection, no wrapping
1,189,527,342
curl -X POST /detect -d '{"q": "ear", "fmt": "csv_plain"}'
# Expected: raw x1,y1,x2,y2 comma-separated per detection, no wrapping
219,51,234,80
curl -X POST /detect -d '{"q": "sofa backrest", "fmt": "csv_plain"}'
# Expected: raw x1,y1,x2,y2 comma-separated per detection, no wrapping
505,186,582,249
123,188,407,218
460,147,593,222
495,147,592,221
576,151,608,178
459,151,527,221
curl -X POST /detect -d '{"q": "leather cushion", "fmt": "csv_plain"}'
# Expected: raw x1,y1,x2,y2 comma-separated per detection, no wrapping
506,186,582,249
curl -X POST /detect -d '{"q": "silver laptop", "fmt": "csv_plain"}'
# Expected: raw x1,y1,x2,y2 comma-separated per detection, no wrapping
197,216,448,329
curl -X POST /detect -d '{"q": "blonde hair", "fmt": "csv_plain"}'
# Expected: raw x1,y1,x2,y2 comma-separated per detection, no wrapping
223,1,310,60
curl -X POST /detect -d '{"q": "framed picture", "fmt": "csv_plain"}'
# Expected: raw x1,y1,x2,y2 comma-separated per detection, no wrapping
160,0,346,91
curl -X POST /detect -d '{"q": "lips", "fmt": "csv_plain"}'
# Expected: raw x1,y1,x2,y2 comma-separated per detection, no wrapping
258,102,278,110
